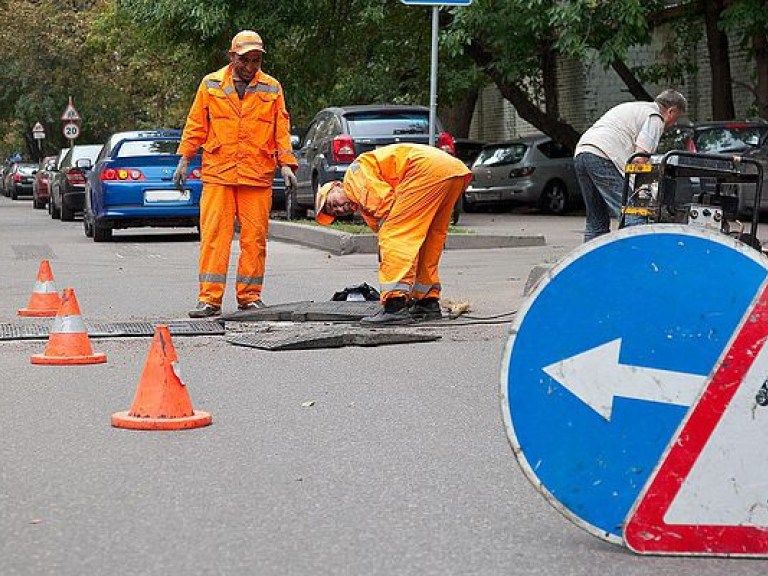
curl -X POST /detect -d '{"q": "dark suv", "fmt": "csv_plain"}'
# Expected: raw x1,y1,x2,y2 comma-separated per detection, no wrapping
286,104,455,219
49,144,103,221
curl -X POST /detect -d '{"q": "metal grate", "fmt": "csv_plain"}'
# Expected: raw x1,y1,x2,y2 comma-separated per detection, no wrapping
226,327,440,351
0,319,224,341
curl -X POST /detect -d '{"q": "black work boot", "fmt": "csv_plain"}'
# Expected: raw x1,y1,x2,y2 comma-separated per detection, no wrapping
410,297,442,321
188,301,221,318
360,297,413,326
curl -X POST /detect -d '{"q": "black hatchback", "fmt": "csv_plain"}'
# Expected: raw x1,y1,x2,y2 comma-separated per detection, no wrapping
286,104,455,219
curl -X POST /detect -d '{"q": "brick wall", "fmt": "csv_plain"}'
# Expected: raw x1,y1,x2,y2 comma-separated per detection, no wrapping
468,21,760,143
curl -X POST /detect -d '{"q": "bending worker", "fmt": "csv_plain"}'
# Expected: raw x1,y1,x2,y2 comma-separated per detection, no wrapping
174,30,298,318
315,143,470,325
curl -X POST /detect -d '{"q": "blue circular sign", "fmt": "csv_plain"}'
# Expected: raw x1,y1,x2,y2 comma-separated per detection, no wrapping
500,225,768,543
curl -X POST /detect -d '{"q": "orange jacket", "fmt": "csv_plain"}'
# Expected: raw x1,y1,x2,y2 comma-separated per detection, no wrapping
343,144,470,231
177,65,298,187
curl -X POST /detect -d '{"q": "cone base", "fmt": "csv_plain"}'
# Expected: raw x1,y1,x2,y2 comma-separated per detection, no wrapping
111,410,212,430
18,308,58,317
31,352,107,365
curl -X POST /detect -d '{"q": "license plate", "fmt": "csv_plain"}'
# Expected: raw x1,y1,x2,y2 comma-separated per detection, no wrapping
144,189,190,203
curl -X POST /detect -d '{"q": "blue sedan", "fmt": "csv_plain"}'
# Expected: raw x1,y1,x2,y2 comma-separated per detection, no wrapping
83,130,202,242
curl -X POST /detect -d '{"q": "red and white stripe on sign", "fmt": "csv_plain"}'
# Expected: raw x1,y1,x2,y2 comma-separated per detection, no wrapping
624,281,768,556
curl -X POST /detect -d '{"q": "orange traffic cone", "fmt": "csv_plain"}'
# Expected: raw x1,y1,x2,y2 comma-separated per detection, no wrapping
30,288,107,365
18,260,62,317
111,325,212,430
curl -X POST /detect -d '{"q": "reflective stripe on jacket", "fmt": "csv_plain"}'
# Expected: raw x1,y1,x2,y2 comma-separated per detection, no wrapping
177,65,298,187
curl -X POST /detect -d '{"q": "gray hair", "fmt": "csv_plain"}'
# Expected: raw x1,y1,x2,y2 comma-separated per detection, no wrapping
655,89,687,113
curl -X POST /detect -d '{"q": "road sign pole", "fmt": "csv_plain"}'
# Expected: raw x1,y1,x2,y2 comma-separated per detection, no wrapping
428,5,439,147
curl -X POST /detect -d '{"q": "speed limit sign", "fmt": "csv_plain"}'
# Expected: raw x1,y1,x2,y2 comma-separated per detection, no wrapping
63,122,80,140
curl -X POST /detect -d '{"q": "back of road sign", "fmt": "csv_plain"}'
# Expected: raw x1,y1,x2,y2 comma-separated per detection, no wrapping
500,224,768,543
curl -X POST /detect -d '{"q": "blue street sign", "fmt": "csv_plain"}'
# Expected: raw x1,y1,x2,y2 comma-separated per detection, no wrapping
400,0,472,5
500,225,768,543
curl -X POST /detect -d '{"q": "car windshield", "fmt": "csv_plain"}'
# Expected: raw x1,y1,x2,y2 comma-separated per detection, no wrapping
346,112,430,137
694,125,767,154
475,144,527,167
115,139,180,157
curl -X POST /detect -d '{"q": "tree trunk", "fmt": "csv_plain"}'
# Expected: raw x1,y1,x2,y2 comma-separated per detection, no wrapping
541,46,559,116
466,40,581,149
703,0,735,119
754,31,768,119
440,87,479,138
611,60,653,101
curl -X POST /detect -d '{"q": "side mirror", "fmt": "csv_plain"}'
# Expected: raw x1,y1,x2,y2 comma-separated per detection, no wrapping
75,158,93,170
291,134,300,149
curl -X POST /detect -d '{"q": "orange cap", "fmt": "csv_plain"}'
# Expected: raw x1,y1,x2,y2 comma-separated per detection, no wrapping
230,30,266,55
315,181,338,225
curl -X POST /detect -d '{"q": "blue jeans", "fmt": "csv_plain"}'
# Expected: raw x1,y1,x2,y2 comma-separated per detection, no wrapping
574,152,643,242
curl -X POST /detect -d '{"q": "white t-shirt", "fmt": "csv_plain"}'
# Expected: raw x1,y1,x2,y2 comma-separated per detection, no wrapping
575,101,665,174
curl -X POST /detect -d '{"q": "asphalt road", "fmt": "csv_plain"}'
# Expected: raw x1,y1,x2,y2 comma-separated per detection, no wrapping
0,197,764,575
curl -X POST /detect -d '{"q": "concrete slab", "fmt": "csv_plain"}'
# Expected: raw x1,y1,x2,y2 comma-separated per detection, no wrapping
226,325,441,350
221,300,380,322
268,220,545,255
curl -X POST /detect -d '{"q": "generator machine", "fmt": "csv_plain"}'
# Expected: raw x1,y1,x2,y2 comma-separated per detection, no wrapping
620,150,765,250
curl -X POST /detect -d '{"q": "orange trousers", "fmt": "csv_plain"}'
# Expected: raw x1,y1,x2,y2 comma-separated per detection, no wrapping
198,183,271,307
377,175,469,302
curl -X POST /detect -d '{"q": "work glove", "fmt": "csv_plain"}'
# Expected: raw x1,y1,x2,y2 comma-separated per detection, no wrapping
281,166,297,190
173,156,190,191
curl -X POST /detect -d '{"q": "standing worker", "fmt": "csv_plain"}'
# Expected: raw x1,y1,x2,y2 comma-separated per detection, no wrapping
315,143,470,325
574,89,687,242
174,30,298,318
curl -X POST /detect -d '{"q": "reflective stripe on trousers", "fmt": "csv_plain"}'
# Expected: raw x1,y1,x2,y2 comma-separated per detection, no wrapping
198,183,272,306
378,175,469,302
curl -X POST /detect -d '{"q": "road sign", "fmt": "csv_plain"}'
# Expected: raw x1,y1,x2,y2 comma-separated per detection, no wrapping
400,0,472,4
32,122,45,140
500,225,768,543
61,97,81,122
63,122,80,140
625,279,768,556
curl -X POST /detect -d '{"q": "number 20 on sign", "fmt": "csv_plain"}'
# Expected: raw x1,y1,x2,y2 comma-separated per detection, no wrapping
63,122,80,140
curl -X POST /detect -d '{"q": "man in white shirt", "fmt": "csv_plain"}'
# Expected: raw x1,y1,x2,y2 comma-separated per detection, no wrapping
574,89,687,241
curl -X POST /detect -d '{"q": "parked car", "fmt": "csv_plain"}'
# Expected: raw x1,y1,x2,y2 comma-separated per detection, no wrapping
464,135,579,214
454,138,485,168
270,133,301,211
287,104,455,219
657,120,768,216
5,162,38,200
32,155,58,209
49,144,102,221
83,130,203,242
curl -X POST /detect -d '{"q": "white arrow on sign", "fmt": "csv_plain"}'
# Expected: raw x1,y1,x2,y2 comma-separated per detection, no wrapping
543,338,707,421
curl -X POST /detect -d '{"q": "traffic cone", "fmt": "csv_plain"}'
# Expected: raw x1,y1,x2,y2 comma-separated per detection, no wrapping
18,260,62,317
111,325,212,430
30,288,107,365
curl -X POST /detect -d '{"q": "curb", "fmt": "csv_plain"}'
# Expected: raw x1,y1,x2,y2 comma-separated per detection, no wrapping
268,220,546,256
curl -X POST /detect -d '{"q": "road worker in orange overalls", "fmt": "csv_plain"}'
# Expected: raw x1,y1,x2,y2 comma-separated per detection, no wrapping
315,143,470,325
174,30,298,318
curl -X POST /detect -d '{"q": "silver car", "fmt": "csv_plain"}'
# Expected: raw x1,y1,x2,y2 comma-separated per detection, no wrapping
464,135,580,215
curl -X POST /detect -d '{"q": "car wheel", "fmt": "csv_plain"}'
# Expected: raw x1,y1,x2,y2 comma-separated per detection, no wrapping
451,194,462,225
83,217,94,238
463,194,477,213
93,222,112,242
50,196,60,219
540,180,569,215
11,187,17,200
285,187,305,220
61,201,74,221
